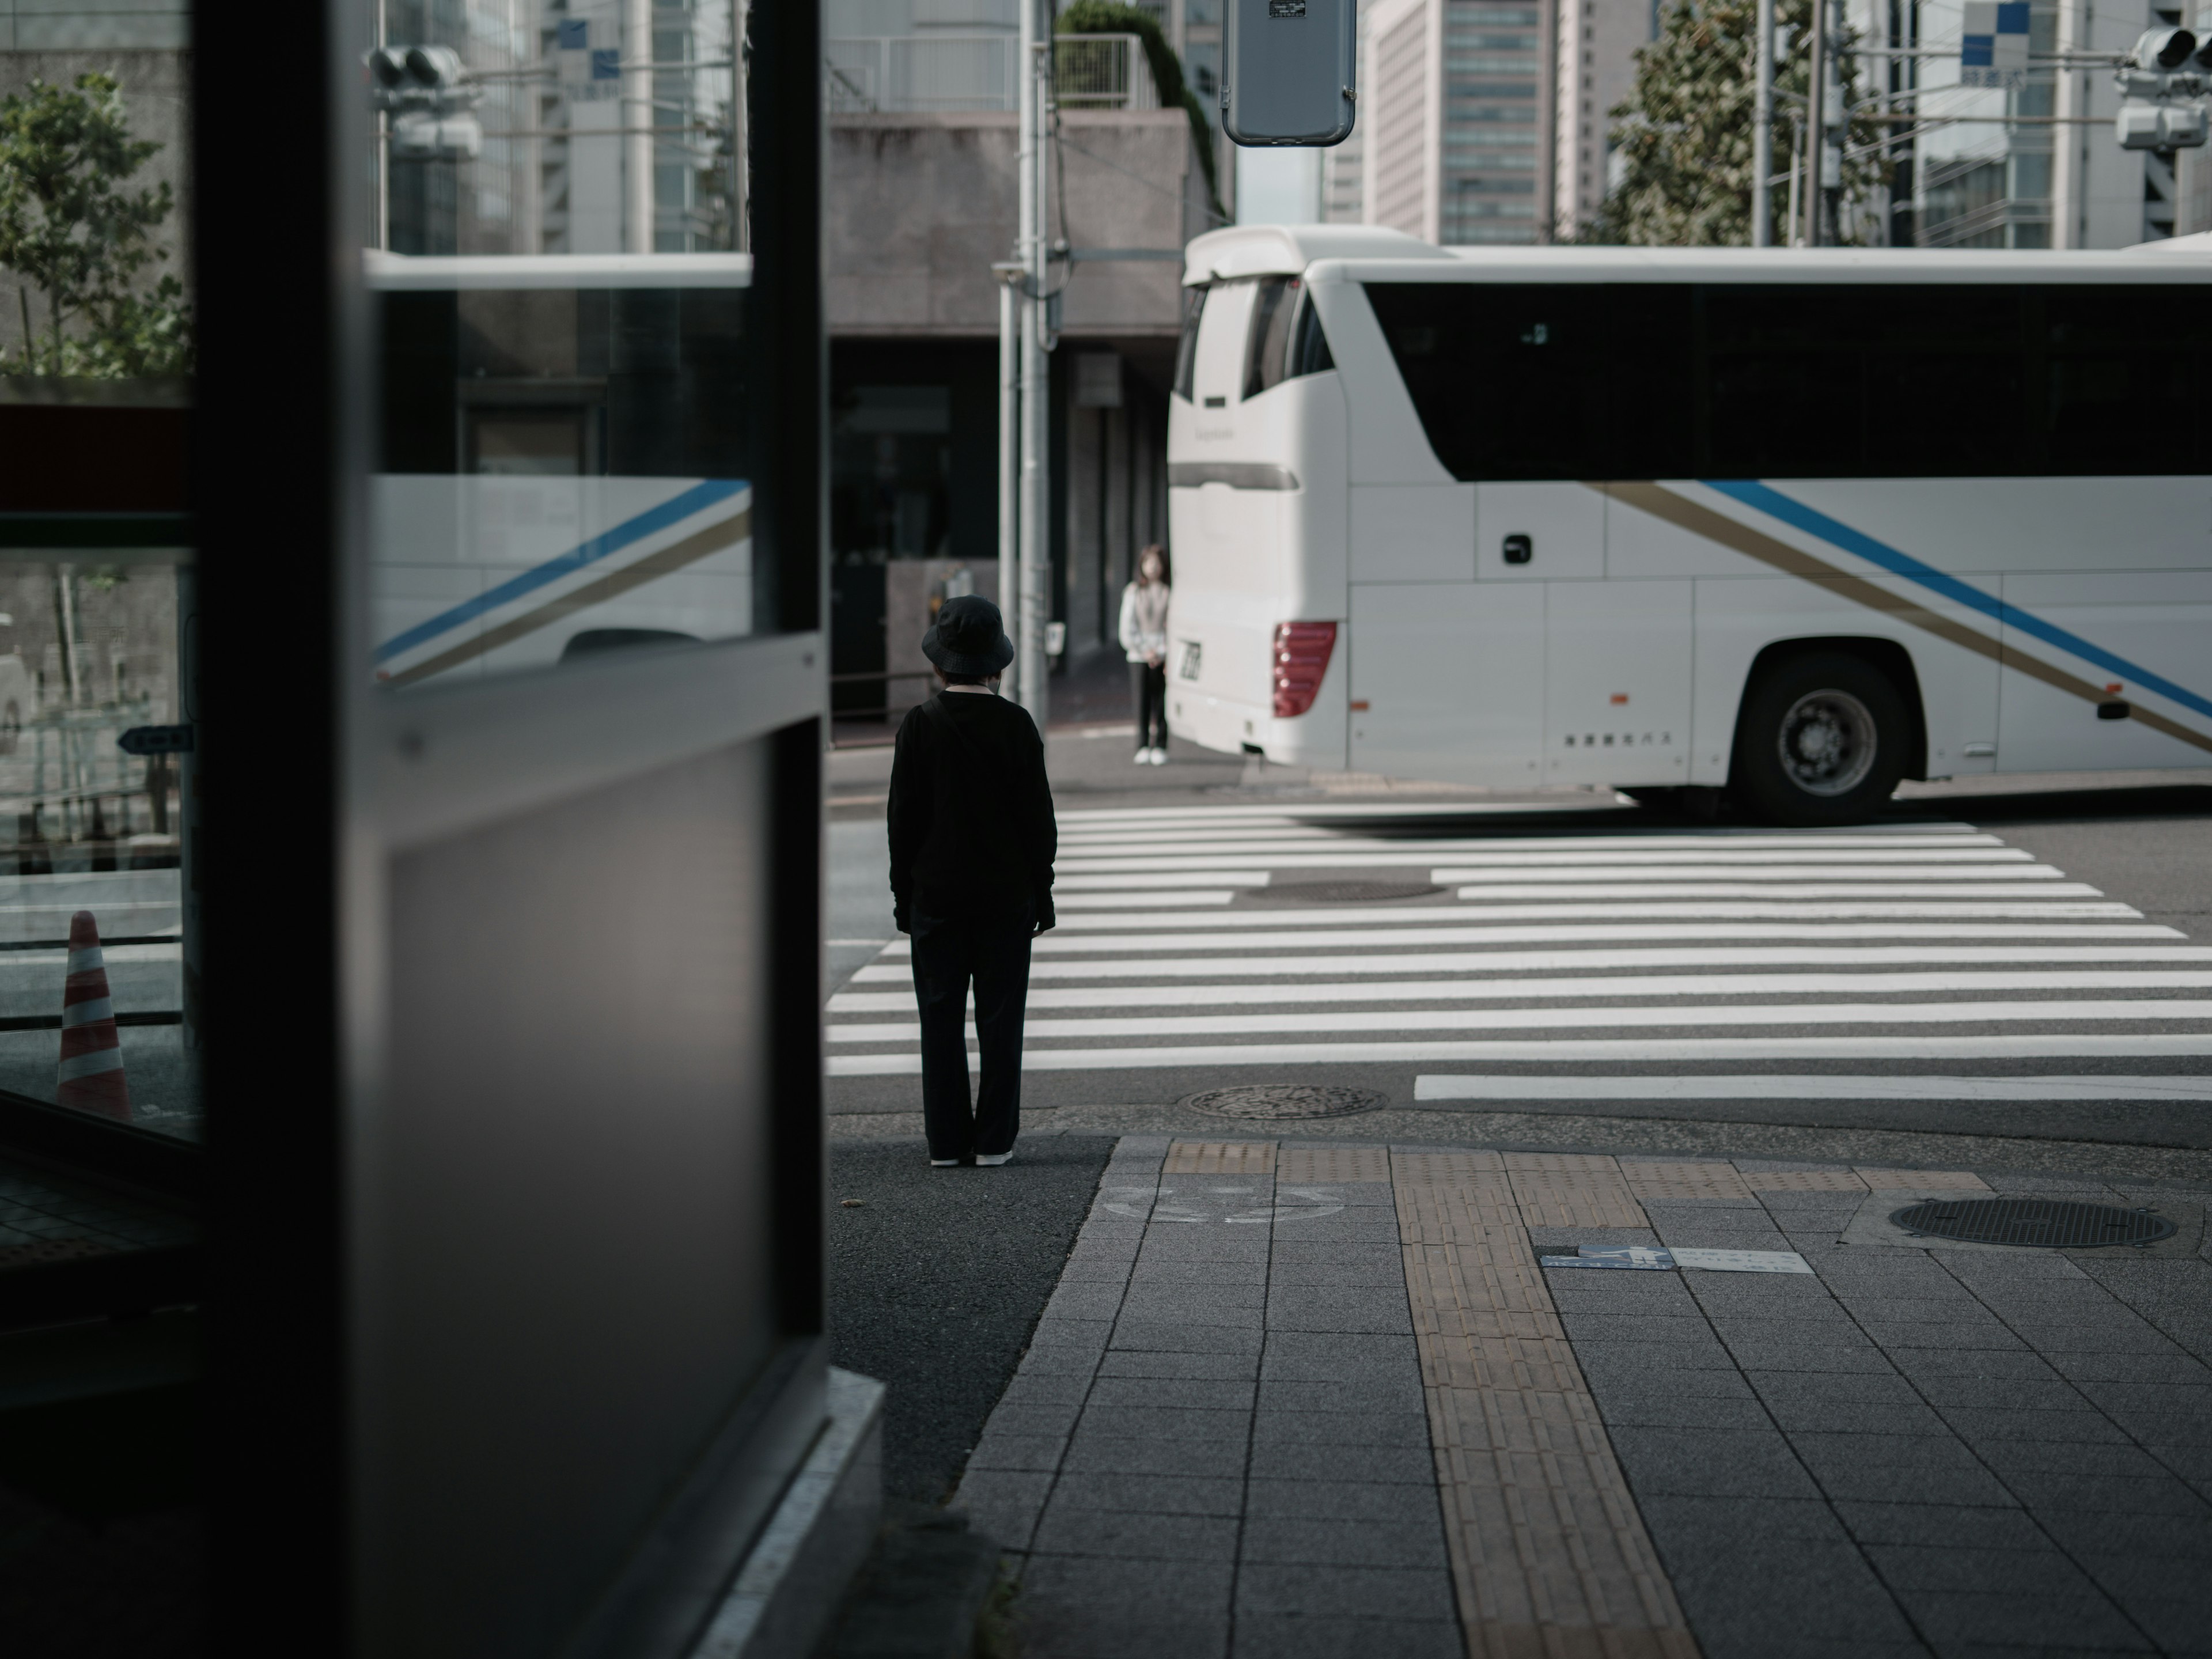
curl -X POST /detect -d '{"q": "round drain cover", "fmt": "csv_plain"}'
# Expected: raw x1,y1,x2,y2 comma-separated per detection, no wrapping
1182,1085,1387,1120
1890,1197,2176,1249
1253,881,1442,904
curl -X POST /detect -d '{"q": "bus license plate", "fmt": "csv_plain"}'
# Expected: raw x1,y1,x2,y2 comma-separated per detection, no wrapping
1177,641,1202,680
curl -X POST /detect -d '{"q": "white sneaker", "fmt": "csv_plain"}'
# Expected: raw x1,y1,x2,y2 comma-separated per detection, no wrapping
1132,749,1151,765
976,1151,1014,1166
1149,747,1168,765
930,1158,960,1168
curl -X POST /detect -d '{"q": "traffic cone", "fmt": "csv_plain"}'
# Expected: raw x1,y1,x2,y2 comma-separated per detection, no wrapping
57,910,131,1122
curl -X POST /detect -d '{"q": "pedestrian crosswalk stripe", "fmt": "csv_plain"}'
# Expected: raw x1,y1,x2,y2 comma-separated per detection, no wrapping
1046,902,2139,929
1053,805,1986,829
827,998,2212,1043
1055,891,1238,908
1056,871,1271,889
869,921,2184,957
849,944,2212,982
825,969,2212,1014
1411,1074,2212,1103
826,1032,2212,1075
1441,882,2100,901
1055,851,2046,874
1442,863,2058,881
1059,837,2021,858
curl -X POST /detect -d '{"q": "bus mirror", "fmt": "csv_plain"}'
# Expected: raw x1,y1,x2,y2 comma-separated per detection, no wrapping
1502,534,1533,565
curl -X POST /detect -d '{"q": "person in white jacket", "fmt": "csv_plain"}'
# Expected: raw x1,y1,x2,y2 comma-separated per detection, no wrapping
1118,545,1171,764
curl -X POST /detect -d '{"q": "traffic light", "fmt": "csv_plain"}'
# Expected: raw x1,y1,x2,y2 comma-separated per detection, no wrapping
366,43,483,161
2132,26,2198,70
2115,28,2209,151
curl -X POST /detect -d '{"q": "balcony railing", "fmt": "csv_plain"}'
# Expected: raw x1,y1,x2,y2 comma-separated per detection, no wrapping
825,34,1157,114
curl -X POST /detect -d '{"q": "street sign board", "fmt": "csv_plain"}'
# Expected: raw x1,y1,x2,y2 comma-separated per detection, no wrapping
1961,0,2031,90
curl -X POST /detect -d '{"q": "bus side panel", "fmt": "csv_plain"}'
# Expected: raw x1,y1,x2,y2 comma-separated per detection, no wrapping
1308,279,1454,487
1545,581,1691,787
1786,476,2210,577
1349,487,1474,584
1689,576,1999,787
1349,583,1545,786
1996,570,2212,772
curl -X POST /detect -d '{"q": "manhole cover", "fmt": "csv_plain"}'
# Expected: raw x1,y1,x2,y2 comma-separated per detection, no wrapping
1182,1085,1387,1120
1252,881,1442,904
1890,1197,2177,1249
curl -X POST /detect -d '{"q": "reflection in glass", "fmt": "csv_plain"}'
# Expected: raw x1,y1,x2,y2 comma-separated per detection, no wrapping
369,256,754,685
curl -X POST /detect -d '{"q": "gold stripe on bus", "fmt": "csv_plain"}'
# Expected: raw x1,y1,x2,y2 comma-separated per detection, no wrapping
1599,482,2212,760
385,506,753,688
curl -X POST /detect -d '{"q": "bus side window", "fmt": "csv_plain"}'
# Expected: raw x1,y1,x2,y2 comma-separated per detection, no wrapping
1289,291,1334,378
1173,285,1209,402
1244,277,1298,399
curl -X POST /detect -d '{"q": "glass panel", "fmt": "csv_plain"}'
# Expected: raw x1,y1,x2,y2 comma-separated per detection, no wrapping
0,38,198,1140
0,559,195,1139
366,0,756,687
369,266,755,687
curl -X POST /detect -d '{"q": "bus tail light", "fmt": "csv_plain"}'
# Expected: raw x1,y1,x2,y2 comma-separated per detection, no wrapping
1272,622,1337,718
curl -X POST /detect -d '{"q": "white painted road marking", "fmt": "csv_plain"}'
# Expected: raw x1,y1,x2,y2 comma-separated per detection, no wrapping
1412,1074,2212,1102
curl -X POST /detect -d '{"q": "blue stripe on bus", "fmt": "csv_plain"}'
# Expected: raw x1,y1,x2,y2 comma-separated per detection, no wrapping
373,478,749,665
1703,479,2212,725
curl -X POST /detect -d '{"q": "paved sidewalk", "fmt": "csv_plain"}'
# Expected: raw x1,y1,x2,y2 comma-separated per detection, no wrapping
952,1137,2212,1659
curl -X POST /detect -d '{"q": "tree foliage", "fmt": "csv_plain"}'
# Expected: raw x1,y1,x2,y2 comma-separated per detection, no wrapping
1586,0,1888,246
0,73,192,376
1057,0,1226,224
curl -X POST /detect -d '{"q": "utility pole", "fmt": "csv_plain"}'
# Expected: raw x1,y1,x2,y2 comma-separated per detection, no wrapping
1804,0,1826,245
1014,0,1051,729
994,263,1022,709
1753,0,1775,247
625,0,653,251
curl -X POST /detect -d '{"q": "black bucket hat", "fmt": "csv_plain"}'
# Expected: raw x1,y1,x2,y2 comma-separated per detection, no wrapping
922,593,1015,677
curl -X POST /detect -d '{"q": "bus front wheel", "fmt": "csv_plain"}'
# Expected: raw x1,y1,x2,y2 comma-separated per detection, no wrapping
1732,652,1907,827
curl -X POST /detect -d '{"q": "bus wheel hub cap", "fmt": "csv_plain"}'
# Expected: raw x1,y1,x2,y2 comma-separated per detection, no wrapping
1779,690,1876,796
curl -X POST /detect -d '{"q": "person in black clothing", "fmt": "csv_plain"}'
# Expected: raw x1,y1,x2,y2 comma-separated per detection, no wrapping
887,595,1056,1168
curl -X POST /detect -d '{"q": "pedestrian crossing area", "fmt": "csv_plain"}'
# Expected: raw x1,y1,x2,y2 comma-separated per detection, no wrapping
827,805,2212,1101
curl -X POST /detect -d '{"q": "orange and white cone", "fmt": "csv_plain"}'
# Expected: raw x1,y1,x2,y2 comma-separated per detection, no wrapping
57,910,131,1121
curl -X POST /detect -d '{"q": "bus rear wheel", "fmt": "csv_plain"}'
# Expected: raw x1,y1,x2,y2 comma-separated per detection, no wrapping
1733,652,1908,827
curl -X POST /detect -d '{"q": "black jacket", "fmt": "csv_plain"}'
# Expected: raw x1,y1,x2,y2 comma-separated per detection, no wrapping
888,691,1057,932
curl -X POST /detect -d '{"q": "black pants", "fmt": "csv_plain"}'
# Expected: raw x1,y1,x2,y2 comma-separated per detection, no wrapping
1131,661,1168,751
910,908,1033,1161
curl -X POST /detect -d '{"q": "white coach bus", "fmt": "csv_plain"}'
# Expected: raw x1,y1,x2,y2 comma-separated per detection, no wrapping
1163,226,2212,823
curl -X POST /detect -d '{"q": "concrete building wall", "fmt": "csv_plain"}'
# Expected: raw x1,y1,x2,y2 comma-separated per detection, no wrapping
827,109,1188,336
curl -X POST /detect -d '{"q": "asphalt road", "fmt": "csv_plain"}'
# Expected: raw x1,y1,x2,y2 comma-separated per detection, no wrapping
825,1134,1115,1505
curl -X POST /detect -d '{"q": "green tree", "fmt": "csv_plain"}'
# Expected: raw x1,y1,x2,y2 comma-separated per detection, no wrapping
1586,0,1888,247
0,73,192,376
1057,0,1227,225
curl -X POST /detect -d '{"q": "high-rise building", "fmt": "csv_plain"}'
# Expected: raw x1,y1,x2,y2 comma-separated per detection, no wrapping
1344,0,1654,243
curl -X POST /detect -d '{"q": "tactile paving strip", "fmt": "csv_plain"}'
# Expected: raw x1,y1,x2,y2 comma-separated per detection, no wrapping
1277,1143,1393,1184
1856,1167,1992,1191
1502,1152,1650,1229
1161,1139,1277,1175
1393,1151,1700,1658
1618,1161,1759,1205
1736,1168,1868,1192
